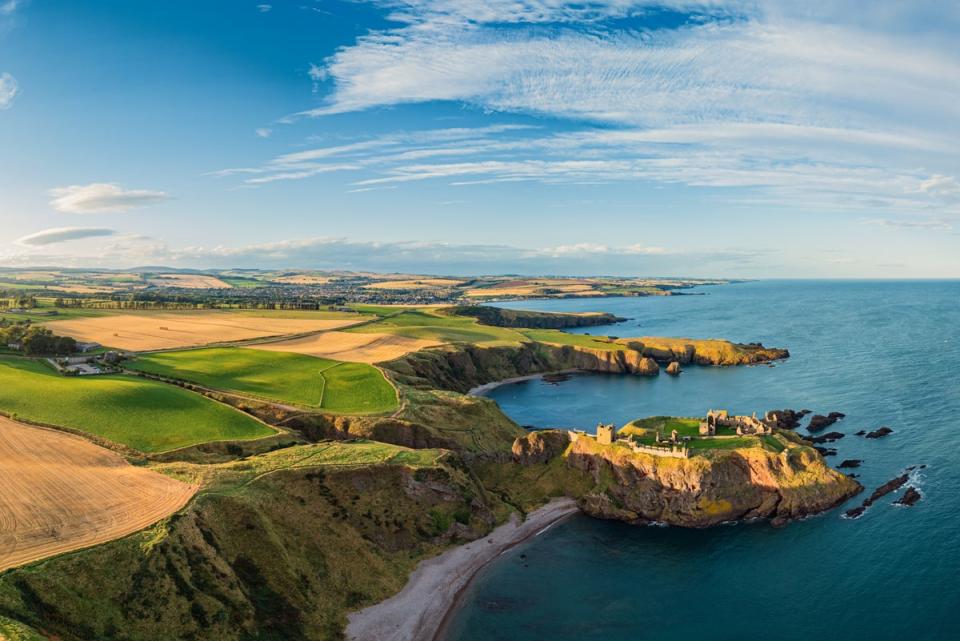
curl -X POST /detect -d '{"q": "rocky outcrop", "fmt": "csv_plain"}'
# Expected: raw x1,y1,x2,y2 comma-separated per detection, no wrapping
765,409,810,429
895,487,921,506
838,459,862,468
665,361,681,376
865,427,894,439
444,306,625,329
807,412,845,432
808,432,845,444
560,436,861,528
618,337,789,366
382,339,787,395
512,430,571,465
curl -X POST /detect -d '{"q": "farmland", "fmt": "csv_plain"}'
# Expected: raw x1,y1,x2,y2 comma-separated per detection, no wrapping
0,357,272,452
128,347,398,414
44,310,368,351
346,309,525,345
0,416,198,573
250,330,441,363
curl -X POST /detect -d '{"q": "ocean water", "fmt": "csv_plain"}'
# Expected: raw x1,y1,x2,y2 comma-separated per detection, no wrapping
444,281,960,641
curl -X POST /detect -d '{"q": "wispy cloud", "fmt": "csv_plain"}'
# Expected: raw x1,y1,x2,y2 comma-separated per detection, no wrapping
0,1,18,16
17,227,116,246
0,72,19,110
256,4,272,13
255,127,273,138
49,183,170,213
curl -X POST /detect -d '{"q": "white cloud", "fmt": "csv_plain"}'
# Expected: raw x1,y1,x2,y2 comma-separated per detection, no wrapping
0,1,18,16
0,72,19,110
49,183,170,214
918,174,960,197
16,227,116,246
255,127,273,138
257,4,272,13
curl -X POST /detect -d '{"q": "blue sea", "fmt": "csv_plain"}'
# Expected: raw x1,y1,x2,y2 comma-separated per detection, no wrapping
443,281,960,641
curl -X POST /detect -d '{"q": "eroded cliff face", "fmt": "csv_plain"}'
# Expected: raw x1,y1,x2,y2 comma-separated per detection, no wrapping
564,436,861,527
381,339,783,395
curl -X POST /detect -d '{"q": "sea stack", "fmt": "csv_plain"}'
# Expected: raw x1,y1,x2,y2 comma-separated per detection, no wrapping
666,361,681,376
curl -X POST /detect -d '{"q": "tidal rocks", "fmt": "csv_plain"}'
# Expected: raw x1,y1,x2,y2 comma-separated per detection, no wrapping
814,446,837,457
865,427,894,439
838,459,862,468
863,474,910,507
637,357,661,376
808,432,845,444
855,430,866,436
894,487,922,507
512,430,571,465
665,361,681,376
764,409,810,429
845,506,867,519
807,412,846,432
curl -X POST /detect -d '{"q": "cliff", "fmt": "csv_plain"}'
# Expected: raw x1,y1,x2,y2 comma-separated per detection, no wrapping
382,338,785,395
502,431,861,527
443,306,625,329
0,444,503,641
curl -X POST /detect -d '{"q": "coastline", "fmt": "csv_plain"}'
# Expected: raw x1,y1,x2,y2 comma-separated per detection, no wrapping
345,497,580,641
467,369,581,396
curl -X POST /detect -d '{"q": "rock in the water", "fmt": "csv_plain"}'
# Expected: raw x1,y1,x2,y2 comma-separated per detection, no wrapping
665,361,681,376
637,357,660,376
512,430,570,465
863,474,910,507
845,506,866,519
809,431,845,444
814,446,837,457
865,426,894,439
855,430,866,436
838,459,862,468
807,412,846,432
764,409,810,429
894,487,921,506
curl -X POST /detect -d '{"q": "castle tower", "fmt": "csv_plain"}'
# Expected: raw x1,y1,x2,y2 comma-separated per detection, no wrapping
596,423,616,445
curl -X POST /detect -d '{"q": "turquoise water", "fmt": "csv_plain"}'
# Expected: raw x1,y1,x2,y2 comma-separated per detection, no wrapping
444,281,960,641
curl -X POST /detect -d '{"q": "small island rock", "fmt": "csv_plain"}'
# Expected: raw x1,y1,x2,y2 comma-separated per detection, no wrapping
665,361,681,376
865,426,894,439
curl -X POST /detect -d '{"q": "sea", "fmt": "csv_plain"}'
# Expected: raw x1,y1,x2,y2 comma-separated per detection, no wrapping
443,280,960,641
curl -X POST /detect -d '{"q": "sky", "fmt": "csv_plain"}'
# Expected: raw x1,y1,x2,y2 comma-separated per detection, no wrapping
0,0,958,277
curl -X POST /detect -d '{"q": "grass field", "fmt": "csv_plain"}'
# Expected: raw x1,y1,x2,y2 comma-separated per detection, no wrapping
0,416,197,572
347,309,524,345
0,357,272,452
128,347,398,414
519,328,625,350
620,416,764,451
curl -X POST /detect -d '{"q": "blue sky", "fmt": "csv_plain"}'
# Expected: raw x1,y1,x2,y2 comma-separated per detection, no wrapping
1,0,958,277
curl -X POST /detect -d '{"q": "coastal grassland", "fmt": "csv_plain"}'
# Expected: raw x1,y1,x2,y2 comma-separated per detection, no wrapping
128,347,398,414
518,328,625,350
346,303,421,317
621,416,712,438
0,615,46,641
0,357,272,452
619,416,783,452
0,441,498,641
346,309,525,345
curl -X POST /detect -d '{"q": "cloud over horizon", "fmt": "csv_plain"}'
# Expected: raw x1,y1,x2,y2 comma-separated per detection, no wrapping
0,72,18,109
16,227,117,246
49,183,171,214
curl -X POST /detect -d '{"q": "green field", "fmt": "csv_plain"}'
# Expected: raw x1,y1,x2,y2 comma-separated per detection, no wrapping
519,328,625,351
128,347,398,414
620,416,768,451
0,357,272,452
348,310,524,344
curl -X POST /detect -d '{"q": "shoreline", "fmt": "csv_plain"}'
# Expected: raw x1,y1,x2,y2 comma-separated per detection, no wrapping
345,497,580,641
467,369,581,396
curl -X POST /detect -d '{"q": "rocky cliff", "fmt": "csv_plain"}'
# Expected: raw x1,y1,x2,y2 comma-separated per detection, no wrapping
382,339,784,395
443,306,626,329
504,430,861,527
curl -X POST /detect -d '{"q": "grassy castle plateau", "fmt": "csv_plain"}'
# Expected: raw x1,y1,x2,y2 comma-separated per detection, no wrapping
0,270,862,641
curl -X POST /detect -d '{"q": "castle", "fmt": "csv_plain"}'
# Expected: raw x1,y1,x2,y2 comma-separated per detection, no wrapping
571,423,690,459
700,409,771,436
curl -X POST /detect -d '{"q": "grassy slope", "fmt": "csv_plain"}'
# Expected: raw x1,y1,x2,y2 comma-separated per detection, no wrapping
347,310,525,345
0,442,493,641
0,357,272,452
518,328,625,350
128,347,398,414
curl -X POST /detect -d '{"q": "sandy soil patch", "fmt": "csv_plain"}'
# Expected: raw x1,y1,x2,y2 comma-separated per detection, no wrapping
363,278,464,290
46,312,365,351
346,498,579,641
465,281,597,297
0,416,197,572
148,274,232,289
48,284,119,294
248,331,440,363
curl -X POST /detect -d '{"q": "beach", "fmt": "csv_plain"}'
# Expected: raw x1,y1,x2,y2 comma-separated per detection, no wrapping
345,498,580,641
467,369,580,396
